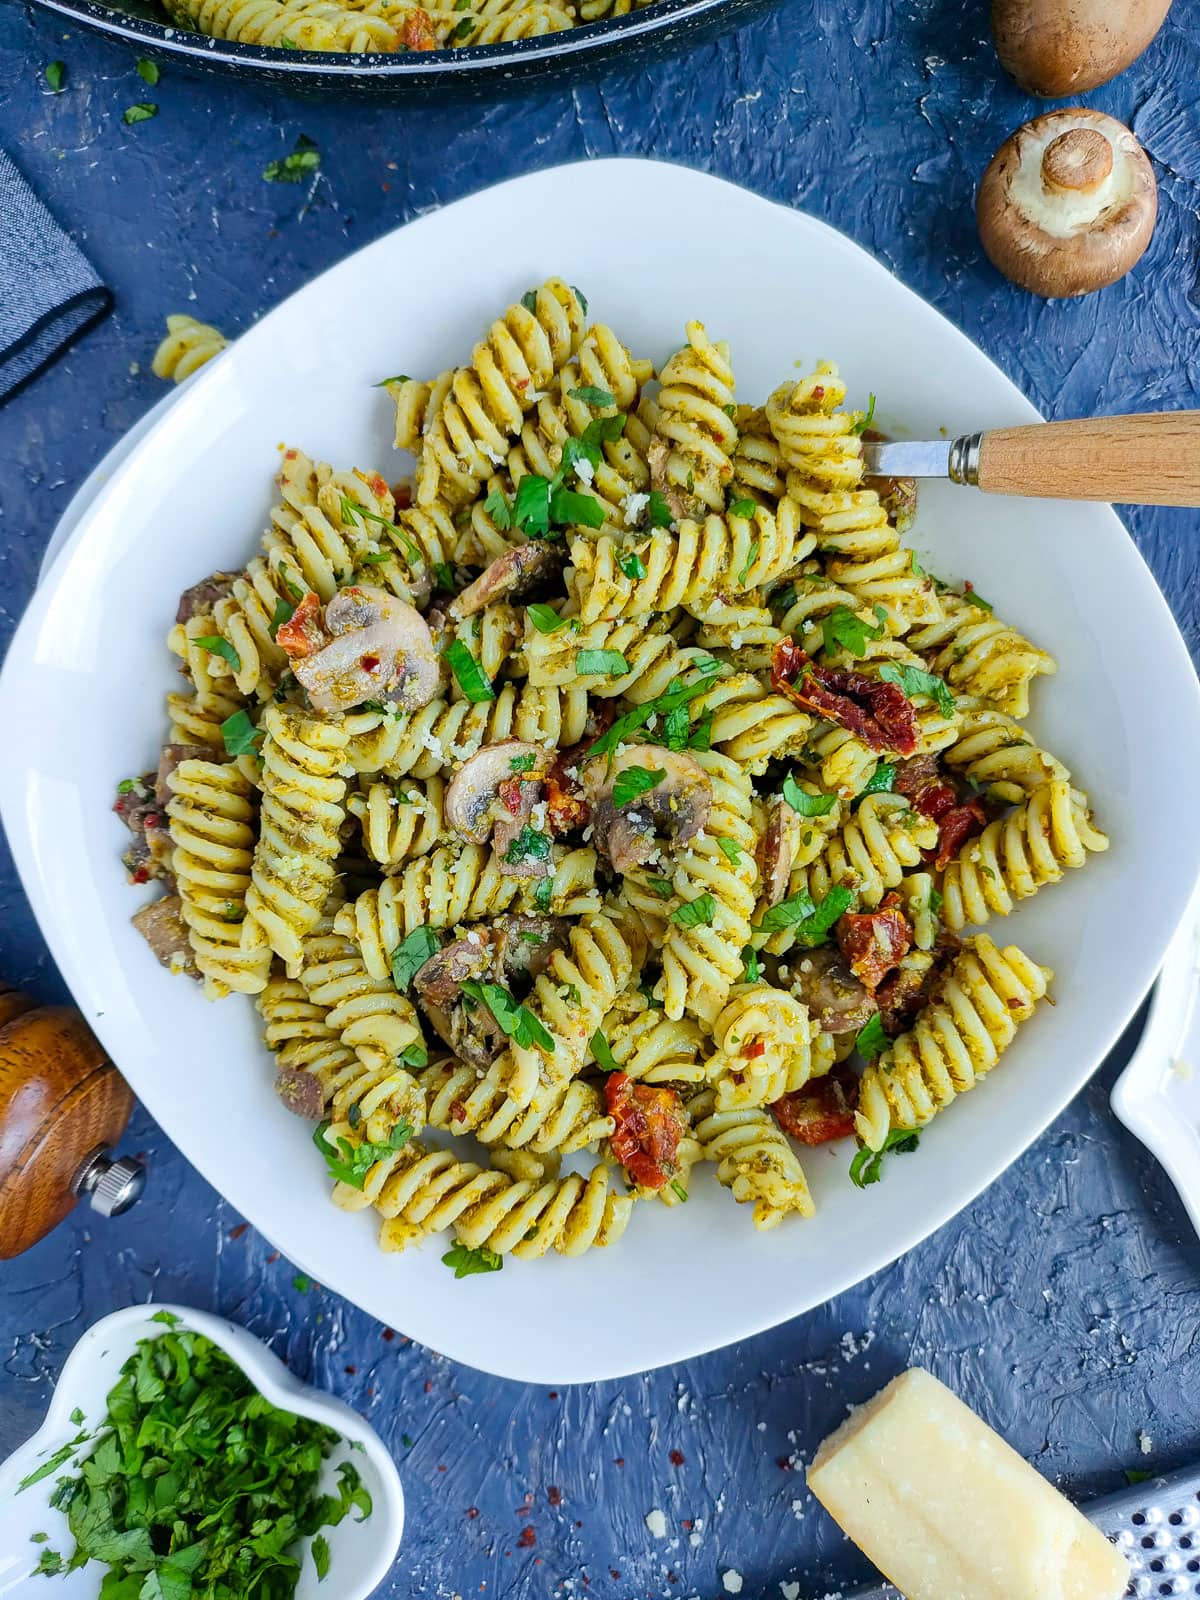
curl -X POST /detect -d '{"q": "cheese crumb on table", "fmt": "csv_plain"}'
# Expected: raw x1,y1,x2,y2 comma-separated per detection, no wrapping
807,1368,1129,1600
644,1508,667,1538
721,1572,743,1594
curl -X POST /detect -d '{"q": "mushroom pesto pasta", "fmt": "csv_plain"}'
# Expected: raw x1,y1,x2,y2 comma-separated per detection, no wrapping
117,276,1108,1272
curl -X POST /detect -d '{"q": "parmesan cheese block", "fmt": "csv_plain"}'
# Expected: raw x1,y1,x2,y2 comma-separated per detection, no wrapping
807,1368,1129,1600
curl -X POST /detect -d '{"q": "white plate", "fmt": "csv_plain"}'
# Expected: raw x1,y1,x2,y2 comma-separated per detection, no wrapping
3,158,1199,1385
0,1304,403,1599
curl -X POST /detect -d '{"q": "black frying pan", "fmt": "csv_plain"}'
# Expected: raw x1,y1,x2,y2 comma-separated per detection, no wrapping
30,0,774,95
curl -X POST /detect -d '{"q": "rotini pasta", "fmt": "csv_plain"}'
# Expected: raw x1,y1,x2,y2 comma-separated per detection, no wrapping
151,313,228,383
125,290,1104,1271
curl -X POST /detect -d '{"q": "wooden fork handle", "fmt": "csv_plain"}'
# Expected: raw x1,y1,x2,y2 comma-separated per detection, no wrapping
975,412,1200,506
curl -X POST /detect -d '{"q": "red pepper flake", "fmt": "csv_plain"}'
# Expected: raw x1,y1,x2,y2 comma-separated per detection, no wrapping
266,1251,280,1264
424,1379,432,1393
778,1456,793,1470
516,1526,537,1549
228,1221,249,1240
547,1486,563,1507
669,1449,685,1466
450,1099,468,1123
344,1363,358,1375
548,1390,559,1400
466,1507,480,1519
682,1519,693,1531
614,1457,625,1468
437,1464,447,1473
497,777,526,816
381,1327,395,1341
610,1572,621,1582
744,1040,766,1060
360,654,380,673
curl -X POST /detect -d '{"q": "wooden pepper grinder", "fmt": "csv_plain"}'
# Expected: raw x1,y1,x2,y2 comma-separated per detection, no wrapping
0,981,145,1259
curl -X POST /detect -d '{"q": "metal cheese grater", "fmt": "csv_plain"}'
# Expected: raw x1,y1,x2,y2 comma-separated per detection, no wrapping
843,1463,1200,1598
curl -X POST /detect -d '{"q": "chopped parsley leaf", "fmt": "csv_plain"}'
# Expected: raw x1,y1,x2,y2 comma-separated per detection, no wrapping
590,1029,620,1072
821,604,886,659
849,1127,919,1188
485,487,513,529
644,876,674,899
647,490,674,528
263,132,320,182
619,551,647,581
527,602,571,633
577,647,629,677
670,1179,689,1203
877,661,956,717
314,1119,412,1188
728,497,756,521
962,586,993,612
460,980,555,1053
390,925,439,991
612,765,665,808
569,385,615,408
670,893,715,928
858,762,897,799
442,1243,503,1279
444,639,495,703
855,1014,889,1059
715,836,742,864
851,393,877,435
782,775,837,817
122,101,157,124
194,634,241,672
741,945,761,983
510,753,537,772
220,709,262,758
736,538,760,588
136,56,160,84
503,826,550,864
45,60,66,92
269,596,295,638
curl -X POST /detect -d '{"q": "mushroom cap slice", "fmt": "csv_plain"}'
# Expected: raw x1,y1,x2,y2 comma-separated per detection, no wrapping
977,108,1157,298
758,799,795,909
444,741,553,844
581,745,712,875
292,584,439,713
449,542,565,620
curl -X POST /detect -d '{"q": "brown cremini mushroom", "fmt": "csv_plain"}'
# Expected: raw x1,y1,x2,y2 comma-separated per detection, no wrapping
285,585,439,713
449,542,565,620
977,109,1157,298
444,741,553,847
757,800,794,909
991,0,1172,98
581,746,712,875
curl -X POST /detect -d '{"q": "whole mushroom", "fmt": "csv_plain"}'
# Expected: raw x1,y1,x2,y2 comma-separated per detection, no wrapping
280,585,440,713
581,746,712,875
977,109,1157,298
991,0,1172,97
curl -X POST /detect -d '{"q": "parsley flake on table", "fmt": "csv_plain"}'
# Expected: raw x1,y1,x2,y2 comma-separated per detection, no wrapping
44,60,66,92
123,102,158,124
263,132,320,183
135,57,160,84
20,1325,369,1595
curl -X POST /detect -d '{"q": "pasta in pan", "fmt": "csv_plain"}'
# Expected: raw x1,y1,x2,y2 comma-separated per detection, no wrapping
120,277,1106,1274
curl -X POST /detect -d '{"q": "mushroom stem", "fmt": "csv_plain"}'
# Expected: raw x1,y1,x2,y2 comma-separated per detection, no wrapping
1041,128,1112,195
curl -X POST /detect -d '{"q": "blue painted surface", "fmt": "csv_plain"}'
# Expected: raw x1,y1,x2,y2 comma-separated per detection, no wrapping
1,4,1199,1595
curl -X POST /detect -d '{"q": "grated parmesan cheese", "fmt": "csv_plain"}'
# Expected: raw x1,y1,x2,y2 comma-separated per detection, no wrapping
722,1572,743,1595
623,491,650,526
644,1508,668,1539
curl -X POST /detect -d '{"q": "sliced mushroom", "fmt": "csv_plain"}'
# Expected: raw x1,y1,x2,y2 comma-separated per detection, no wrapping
493,914,569,980
977,109,1157,298
582,746,712,875
646,435,696,524
492,782,551,880
274,1066,325,1121
788,947,877,1036
289,585,439,713
445,741,552,845
449,543,564,620
758,800,794,909
412,933,495,1009
131,895,199,977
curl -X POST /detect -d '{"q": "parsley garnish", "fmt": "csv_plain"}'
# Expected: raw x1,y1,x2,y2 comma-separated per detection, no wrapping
527,603,571,633
736,539,760,588
194,634,240,672
269,596,295,638
858,762,897,799
550,484,606,531
460,981,555,1053
359,549,391,566
569,385,615,408
504,826,550,864
670,894,715,928
398,1040,428,1069
264,132,320,183
855,1014,889,1059
293,1273,311,1292
276,566,305,602
520,289,538,313
591,1030,619,1072
449,15,474,38
715,836,742,864
442,1243,503,1279
670,1179,689,1203
312,1532,331,1579
930,886,944,918
484,487,513,529
962,587,993,612
612,765,665,808
577,648,629,677
572,286,588,315
534,878,554,911
390,925,439,991
220,709,262,757
877,662,956,717
782,775,837,817
849,1127,919,1188
619,551,647,581
1124,1468,1154,1486
314,1119,412,1187
444,639,495,703
515,474,551,536
45,60,66,92
432,561,455,591
122,101,157,124
136,56,160,83
510,753,537,772
728,498,756,520
647,490,674,528
851,393,877,435
756,885,853,943
741,945,761,983
644,876,674,898
586,671,720,762
821,605,885,659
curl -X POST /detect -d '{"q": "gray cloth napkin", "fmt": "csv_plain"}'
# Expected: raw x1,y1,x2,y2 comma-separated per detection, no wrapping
0,150,112,404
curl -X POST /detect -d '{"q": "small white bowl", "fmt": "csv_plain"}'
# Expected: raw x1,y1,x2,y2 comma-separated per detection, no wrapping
0,1303,404,1600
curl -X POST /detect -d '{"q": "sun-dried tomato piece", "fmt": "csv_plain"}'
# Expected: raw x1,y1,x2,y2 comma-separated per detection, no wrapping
770,643,919,755
403,8,437,49
933,798,988,869
771,1065,858,1146
876,931,961,1035
835,892,913,992
276,592,329,660
605,1072,687,1191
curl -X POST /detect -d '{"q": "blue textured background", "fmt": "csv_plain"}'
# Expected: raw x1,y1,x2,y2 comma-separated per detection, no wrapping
2,3,1200,1595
